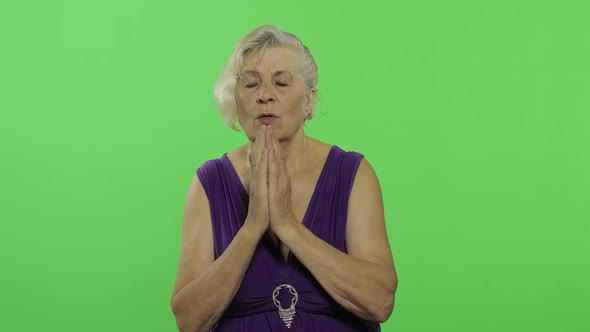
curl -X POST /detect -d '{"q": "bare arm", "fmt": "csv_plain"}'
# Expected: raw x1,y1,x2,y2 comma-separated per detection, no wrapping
171,129,270,331
276,158,398,322
170,175,263,332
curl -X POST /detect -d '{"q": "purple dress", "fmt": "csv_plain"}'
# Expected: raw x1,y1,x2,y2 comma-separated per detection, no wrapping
197,145,381,331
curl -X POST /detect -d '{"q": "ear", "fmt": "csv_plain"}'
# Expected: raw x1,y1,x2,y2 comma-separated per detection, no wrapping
307,87,317,108
304,87,317,119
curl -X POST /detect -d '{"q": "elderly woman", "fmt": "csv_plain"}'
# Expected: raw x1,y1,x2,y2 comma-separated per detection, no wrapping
171,25,398,331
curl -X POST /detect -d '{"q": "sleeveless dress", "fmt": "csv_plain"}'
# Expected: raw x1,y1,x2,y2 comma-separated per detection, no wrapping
196,145,381,332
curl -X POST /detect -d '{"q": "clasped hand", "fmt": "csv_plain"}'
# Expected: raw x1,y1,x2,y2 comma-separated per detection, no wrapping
246,125,297,237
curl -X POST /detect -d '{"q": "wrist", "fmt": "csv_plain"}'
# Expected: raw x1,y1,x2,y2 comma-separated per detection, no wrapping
241,220,266,241
274,215,299,239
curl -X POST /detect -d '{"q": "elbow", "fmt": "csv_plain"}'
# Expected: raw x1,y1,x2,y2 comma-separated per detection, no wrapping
171,297,217,332
352,282,396,323
348,271,398,323
174,318,195,332
171,298,191,332
170,297,200,332
373,275,398,323
172,313,206,332
373,292,395,323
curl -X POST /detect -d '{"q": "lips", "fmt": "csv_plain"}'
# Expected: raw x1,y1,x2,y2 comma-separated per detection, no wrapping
256,113,278,125
256,113,278,119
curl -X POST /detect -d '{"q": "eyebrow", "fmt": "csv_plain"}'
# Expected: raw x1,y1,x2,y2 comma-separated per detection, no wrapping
240,70,293,78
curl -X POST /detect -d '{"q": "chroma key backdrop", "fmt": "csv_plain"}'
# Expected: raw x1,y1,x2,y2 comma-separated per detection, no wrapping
0,0,588,331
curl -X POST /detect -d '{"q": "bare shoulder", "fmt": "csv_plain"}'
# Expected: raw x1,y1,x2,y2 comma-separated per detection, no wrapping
353,158,380,193
346,157,395,272
226,144,248,168
348,158,382,222
225,144,250,190
305,137,333,166
308,137,332,151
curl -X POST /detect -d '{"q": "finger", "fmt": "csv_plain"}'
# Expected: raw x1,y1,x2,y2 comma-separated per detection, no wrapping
249,128,260,163
247,139,253,165
249,129,266,198
251,127,265,167
270,129,291,191
269,126,281,156
258,144,269,200
268,126,275,162
258,126,270,156
265,125,272,149
269,127,282,171
269,139,276,178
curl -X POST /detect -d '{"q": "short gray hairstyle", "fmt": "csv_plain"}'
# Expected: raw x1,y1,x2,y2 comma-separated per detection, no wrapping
213,25,319,131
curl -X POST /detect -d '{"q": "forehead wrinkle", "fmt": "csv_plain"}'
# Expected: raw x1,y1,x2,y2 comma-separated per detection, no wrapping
239,69,294,79
240,69,260,77
273,70,293,78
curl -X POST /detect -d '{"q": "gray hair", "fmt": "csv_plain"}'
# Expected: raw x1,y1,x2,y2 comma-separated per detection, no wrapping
213,25,319,131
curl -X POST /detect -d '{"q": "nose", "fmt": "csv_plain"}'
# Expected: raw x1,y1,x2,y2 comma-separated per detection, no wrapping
256,85,276,104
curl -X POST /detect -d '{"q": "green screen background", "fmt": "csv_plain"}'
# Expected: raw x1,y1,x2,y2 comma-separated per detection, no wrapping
1,0,588,331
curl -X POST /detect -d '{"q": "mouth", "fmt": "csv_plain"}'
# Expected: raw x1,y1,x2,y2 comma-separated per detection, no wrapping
256,113,278,125
256,113,278,119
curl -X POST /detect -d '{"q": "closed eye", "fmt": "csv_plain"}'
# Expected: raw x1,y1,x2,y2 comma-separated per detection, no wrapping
276,82,288,87
245,82,258,88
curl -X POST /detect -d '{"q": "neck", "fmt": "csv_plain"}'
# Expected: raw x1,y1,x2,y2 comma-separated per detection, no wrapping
278,128,309,177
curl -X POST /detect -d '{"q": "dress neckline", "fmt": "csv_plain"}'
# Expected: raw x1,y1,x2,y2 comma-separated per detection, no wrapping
221,145,338,266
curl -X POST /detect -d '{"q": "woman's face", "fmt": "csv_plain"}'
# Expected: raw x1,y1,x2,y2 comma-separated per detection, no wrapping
236,46,315,143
